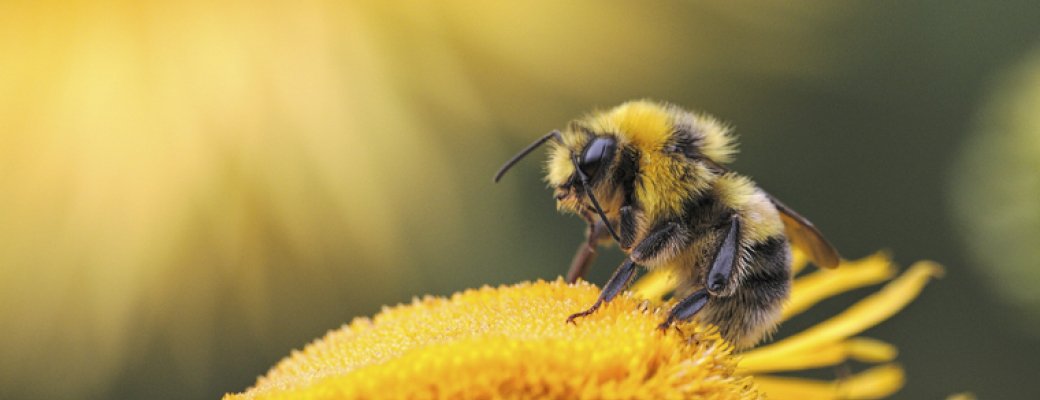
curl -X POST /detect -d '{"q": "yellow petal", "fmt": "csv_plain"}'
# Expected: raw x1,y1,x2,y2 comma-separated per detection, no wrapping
741,261,942,362
739,337,897,373
782,252,896,321
836,363,906,399
630,266,676,303
844,337,900,363
790,246,810,276
753,363,904,400
751,375,838,400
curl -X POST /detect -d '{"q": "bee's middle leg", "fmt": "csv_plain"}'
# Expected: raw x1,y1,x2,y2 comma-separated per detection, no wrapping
568,217,693,325
657,289,709,330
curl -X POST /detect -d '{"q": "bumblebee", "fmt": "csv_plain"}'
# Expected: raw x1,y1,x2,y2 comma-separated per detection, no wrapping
494,100,840,349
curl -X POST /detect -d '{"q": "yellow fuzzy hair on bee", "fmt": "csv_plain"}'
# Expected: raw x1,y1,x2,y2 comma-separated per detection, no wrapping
602,100,738,163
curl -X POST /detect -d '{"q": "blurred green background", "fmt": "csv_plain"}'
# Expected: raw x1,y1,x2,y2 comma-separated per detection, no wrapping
2,1,1039,399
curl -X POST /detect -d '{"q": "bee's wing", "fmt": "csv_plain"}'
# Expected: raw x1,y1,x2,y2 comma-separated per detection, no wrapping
701,159,840,268
766,194,841,269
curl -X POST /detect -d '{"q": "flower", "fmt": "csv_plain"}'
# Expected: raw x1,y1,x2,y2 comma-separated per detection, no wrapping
225,252,940,399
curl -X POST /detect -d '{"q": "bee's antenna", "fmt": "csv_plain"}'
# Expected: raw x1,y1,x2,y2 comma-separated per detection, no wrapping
493,130,561,183
575,161,622,244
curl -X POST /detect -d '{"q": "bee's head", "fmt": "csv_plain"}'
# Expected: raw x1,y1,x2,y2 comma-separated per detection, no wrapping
493,100,738,243
494,127,624,242
545,129,623,218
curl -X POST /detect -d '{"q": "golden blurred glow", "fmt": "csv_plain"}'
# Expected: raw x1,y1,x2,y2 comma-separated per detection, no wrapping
0,1,858,398
0,1,476,396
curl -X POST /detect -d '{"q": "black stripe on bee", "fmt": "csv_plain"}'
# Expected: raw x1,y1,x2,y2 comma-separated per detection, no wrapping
682,190,732,232
741,236,791,304
665,121,704,160
619,206,637,249
671,134,700,160
614,146,642,250
613,147,641,206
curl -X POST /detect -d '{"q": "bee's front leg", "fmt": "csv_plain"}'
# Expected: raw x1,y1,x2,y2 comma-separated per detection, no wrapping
568,216,689,324
566,258,637,324
565,216,611,283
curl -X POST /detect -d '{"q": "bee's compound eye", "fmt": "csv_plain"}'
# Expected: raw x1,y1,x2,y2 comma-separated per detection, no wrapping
578,137,616,178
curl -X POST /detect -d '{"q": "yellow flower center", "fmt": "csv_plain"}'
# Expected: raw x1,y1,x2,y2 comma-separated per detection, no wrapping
226,280,759,400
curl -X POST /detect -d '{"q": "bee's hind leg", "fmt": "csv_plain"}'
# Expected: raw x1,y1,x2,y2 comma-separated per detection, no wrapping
659,216,741,331
567,258,637,324
707,216,741,295
657,289,709,331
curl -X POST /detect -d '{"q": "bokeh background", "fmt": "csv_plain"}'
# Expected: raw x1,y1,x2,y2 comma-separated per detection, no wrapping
3,1,1039,399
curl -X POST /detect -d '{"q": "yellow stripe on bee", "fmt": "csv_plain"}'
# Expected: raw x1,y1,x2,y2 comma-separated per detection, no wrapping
602,100,675,150
597,100,738,164
634,158,702,221
714,174,785,243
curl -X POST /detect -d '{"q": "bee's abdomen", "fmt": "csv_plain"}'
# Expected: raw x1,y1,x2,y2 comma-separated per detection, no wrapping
740,236,791,305
699,235,791,349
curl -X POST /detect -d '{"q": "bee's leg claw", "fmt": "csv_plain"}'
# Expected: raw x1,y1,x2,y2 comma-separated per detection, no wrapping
566,301,602,325
568,258,638,324
656,318,685,337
